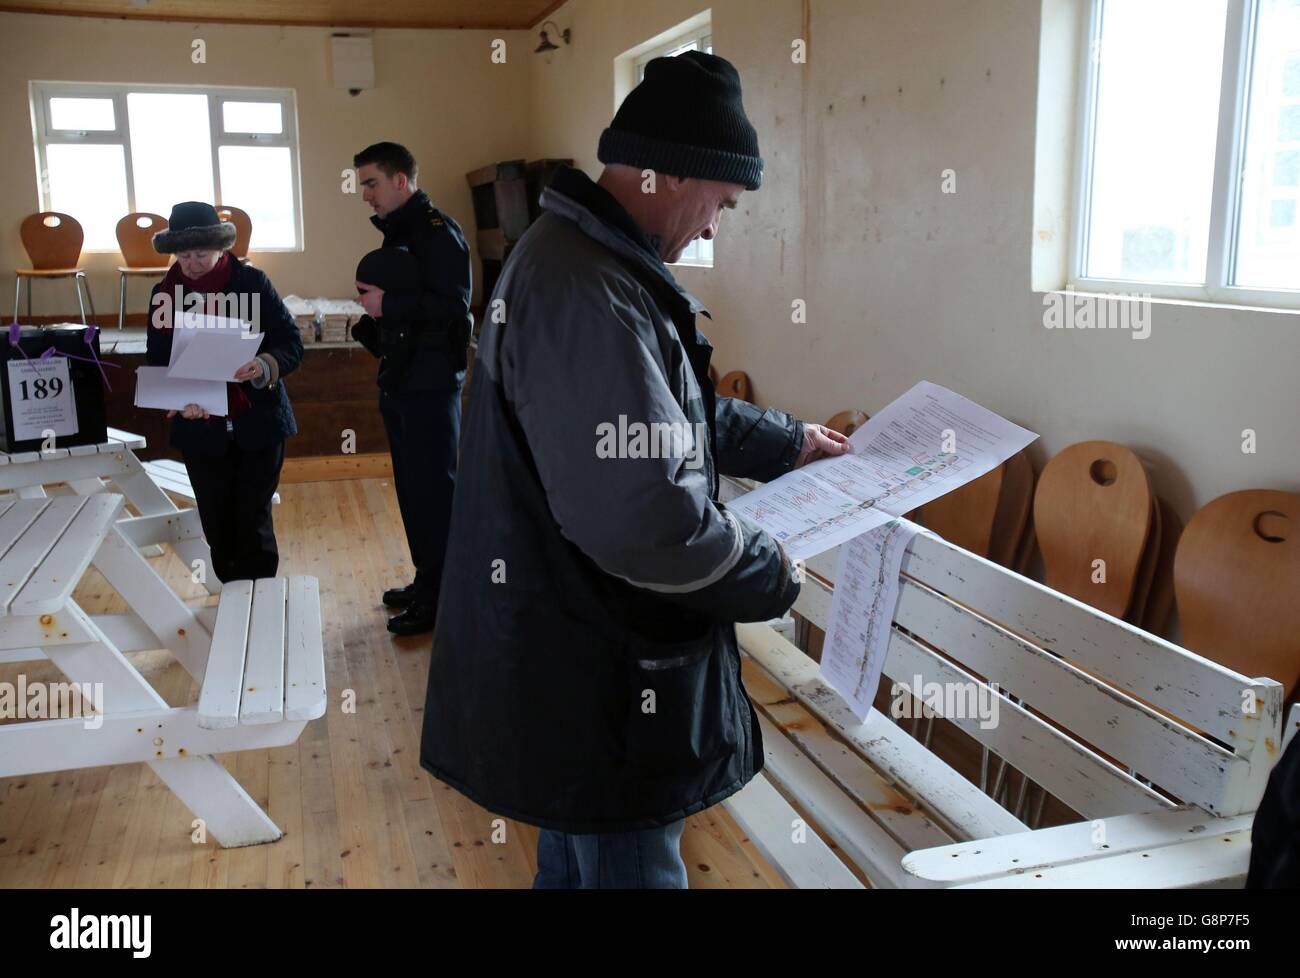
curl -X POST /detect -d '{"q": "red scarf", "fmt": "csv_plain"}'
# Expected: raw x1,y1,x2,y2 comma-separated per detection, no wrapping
161,252,251,419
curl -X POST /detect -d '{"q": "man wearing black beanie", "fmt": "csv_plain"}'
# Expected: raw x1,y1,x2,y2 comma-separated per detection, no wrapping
420,51,849,888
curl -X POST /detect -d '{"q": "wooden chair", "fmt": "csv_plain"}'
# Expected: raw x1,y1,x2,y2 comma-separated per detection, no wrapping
1033,441,1154,621
14,212,98,325
115,213,170,329
1174,490,1300,700
716,370,751,402
216,205,252,258
825,409,870,438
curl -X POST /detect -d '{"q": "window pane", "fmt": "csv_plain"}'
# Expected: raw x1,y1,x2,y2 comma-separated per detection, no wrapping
222,100,282,134
1083,0,1228,283
127,92,215,218
48,96,115,131
1233,0,1300,290
218,145,296,248
44,144,129,249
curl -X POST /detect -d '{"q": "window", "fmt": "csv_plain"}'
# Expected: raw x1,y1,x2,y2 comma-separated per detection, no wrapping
1072,0,1300,307
30,82,302,252
635,26,716,267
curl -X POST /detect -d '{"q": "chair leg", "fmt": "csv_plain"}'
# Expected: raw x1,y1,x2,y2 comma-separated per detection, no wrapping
73,274,87,324
77,272,97,327
118,272,126,331
12,273,20,324
26,274,32,320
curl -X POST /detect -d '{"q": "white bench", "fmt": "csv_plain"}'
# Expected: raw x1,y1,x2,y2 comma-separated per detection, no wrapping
143,458,281,507
0,495,327,848
718,477,1284,889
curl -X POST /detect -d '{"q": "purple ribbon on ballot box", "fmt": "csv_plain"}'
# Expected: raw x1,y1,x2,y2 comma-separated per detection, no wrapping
6,322,118,391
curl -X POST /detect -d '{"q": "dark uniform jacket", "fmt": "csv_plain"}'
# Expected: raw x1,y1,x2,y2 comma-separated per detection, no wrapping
419,165,805,833
368,189,472,391
146,260,302,456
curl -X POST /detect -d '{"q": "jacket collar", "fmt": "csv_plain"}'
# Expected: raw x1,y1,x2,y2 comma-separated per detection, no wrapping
540,166,710,318
371,188,431,234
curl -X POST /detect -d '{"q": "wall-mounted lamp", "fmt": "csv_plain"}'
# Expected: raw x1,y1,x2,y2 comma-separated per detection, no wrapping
534,20,572,54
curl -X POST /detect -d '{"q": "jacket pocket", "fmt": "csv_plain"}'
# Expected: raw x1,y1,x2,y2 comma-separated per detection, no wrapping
623,628,736,780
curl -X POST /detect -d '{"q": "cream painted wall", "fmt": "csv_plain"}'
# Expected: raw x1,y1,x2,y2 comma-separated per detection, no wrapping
2,4,1295,520
528,0,1300,521
0,12,532,311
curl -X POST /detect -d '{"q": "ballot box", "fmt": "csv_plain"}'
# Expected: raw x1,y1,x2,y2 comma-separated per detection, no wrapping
0,325,108,452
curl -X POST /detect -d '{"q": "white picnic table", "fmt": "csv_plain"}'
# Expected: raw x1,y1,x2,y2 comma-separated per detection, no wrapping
0,427,217,593
0,492,325,846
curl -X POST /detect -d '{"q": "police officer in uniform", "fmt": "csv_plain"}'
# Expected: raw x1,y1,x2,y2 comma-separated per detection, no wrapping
353,142,472,635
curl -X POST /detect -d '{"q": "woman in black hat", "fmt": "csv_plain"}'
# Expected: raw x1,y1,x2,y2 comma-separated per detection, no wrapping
145,201,303,584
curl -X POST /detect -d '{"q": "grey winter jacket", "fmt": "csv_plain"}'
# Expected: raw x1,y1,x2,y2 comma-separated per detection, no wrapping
419,165,805,832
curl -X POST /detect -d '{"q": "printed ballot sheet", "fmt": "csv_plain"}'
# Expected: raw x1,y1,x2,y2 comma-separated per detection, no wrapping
169,313,258,381
820,519,920,722
134,366,229,416
728,381,1038,560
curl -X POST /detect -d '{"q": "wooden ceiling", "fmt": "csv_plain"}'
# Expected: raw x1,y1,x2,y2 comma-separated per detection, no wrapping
0,0,567,30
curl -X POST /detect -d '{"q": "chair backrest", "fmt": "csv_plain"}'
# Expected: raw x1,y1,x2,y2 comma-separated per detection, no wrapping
216,205,253,257
1140,496,1183,635
19,212,84,270
792,522,1283,821
1033,440,1153,619
825,410,870,438
1174,489,1300,699
717,370,751,402
115,213,170,268
989,450,1035,569
918,463,1004,558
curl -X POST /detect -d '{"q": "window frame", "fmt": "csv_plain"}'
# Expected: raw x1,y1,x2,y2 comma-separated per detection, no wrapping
30,80,304,253
1069,0,1300,309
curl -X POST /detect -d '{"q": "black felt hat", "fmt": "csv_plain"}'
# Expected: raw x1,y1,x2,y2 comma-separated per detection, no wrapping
152,201,237,254
597,50,764,191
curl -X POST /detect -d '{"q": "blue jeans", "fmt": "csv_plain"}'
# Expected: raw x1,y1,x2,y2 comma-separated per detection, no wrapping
532,821,688,889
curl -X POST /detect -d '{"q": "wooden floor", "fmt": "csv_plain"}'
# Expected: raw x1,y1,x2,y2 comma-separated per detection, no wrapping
0,478,784,889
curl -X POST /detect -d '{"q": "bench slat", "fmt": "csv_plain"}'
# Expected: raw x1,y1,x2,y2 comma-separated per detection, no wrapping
795,568,1240,815
284,576,326,721
197,580,254,730
742,658,955,854
12,494,123,615
808,532,1263,748
0,499,76,614
755,711,917,888
722,773,865,889
885,624,1175,816
736,622,1027,840
240,578,287,725
903,808,1253,885
953,827,1252,889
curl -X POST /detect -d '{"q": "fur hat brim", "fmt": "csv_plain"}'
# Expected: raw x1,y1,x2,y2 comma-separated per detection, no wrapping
152,222,238,254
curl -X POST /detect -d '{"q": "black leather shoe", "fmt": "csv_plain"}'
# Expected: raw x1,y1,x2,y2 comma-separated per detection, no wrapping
387,602,436,636
383,584,417,609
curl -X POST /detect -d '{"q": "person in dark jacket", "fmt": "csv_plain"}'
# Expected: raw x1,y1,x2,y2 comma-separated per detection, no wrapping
419,52,849,888
1246,731,1300,887
145,201,303,584
354,142,472,636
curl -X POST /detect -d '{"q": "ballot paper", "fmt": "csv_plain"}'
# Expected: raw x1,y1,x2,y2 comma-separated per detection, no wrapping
729,381,1038,560
819,519,920,722
134,366,228,416
168,323,263,382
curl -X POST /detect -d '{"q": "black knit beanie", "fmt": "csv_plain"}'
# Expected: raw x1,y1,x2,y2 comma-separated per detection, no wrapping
598,51,764,191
